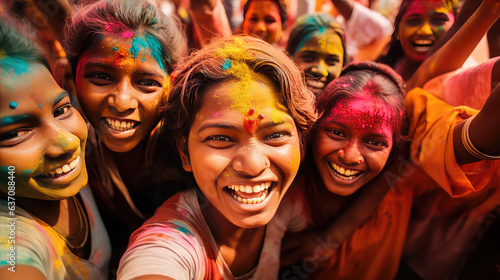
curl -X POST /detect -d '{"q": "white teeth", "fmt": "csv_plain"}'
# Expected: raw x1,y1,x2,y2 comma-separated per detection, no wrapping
43,156,80,178
232,189,269,204
329,162,362,180
307,79,325,89
413,39,433,46
106,118,137,131
62,165,71,173
228,182,271,194
69,156,79,169
339,166,345,175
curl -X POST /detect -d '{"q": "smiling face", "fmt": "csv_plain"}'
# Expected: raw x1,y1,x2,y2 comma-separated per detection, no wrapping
75,35,169,153
293,29,344,96
0,62,87,200
242,0,283,45
179,75,301,228
313,96,393,196
398,0,455,62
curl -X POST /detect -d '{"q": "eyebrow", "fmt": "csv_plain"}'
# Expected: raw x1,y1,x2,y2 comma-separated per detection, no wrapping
0,115,29,126
84,62,166,77
197,120,289,134
54,91,69,105
84,62,116,71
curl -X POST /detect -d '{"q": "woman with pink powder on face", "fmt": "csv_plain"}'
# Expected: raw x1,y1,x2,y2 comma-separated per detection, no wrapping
259,1,500,278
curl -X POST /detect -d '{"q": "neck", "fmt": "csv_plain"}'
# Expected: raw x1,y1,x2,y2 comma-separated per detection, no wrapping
311,170,352,225
395,57,422,82
17,197,61,225
112,138,150,192
199,195,265,277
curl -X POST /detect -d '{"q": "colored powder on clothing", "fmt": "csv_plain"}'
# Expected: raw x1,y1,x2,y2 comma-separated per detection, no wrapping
172,220,193,236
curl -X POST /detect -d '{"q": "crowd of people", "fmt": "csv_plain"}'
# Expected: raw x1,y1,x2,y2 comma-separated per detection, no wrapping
1,0,499,279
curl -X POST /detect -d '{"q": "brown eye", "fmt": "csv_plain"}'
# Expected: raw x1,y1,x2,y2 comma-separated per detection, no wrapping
53,104,71,118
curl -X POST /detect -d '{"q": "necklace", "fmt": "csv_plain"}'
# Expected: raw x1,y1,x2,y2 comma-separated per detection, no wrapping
52,196,89,251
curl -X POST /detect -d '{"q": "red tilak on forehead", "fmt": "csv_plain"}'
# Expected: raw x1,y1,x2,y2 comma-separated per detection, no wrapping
330,98,393,133
243,108,266,133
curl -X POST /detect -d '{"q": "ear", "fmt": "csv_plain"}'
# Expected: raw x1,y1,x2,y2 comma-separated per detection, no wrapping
177,137,192,172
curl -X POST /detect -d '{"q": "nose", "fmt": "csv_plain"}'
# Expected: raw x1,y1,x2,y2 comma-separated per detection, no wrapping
232,144,269,177
45,123,80,159
312,59,329,78
254,20,267,33
107,79,139,113
338,140,363,165
417,21,433,36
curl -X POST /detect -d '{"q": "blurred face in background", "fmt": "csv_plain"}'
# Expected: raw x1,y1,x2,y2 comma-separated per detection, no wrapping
398,0,455,62
242,0,283,45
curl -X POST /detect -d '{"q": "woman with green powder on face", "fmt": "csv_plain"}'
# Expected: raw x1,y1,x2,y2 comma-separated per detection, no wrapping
0,16,110,280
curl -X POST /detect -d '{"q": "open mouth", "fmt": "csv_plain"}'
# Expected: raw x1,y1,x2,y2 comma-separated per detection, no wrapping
412,39,434,52
225,182,273,204
306,79,325,90
39,156,80,178
104,118,140,132
329,162,362,181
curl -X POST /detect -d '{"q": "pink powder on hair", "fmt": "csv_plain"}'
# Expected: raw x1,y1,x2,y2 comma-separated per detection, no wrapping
121,31,134,38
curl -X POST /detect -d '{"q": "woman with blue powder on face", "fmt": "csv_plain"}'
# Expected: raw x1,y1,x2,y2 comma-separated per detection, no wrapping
0,16,110,280
63,0,187,273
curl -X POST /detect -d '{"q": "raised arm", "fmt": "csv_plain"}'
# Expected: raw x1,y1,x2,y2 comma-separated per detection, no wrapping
454,82,500,165
407,0,500,90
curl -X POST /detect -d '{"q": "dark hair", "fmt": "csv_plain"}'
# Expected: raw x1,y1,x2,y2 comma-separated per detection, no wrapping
164,35,317,156
64,0,186,76
243,0,288,27
286,13,347,68
314,61,406,160
0,15,47,67
377,0,458,68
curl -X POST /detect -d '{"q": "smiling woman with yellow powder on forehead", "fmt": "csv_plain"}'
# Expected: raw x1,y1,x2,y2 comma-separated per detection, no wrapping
117,35,317,280
0,16,110,279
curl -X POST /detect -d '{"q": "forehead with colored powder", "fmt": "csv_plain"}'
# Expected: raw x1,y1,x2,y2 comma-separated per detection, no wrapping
404,0,454,18
84,35,165,71
0,55,31,86
328,96,395,135
296,29,343,57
